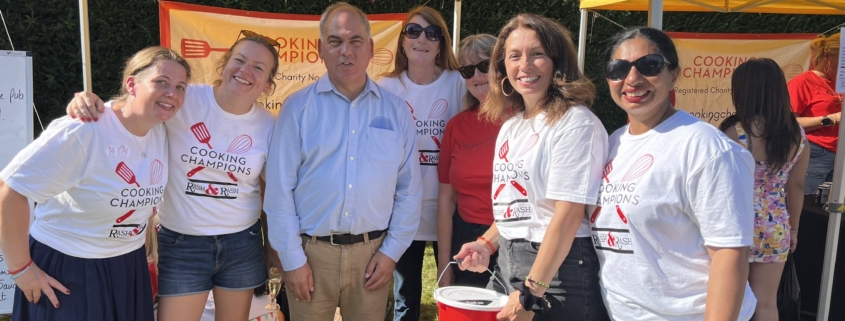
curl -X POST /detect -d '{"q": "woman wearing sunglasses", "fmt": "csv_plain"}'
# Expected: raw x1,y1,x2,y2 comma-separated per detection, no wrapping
592,27,757,320
455,14,609,320
719,58,808,321
1,46,189,321
435,34,500,289
66,31,282,321
377,6,464,321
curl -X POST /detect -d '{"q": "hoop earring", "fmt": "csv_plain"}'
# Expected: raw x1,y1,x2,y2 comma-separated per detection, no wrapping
501,77,514,97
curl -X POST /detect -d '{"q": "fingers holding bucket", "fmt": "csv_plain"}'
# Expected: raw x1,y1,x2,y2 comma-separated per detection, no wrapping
454,242,490,273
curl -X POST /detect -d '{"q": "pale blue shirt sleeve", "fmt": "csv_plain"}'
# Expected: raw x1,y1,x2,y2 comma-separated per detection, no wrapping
264,98,306,271
378,95,422,262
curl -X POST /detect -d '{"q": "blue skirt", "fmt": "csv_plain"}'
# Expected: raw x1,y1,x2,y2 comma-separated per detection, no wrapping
13,237,154,321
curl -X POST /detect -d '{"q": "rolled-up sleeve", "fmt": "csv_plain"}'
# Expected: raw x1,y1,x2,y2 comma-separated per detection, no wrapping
379,106,422,262
264,100,307,271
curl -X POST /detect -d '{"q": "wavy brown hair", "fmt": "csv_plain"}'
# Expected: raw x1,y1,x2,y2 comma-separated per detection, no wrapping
382,5,459,79
481,14,595,124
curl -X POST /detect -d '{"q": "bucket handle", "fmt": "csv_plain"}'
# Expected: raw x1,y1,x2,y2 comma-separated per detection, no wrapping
435,259,507,292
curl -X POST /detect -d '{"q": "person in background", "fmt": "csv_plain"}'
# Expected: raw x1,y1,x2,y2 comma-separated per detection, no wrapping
66,30,282,321
376,6,464,320
593,26,757,320
788,33,842,197
265,3,422,320
436,33,500,288
0,46,189,321
720,58,809,321
455,14,610,321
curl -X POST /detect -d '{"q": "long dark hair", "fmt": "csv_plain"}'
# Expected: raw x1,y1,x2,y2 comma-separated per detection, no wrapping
720,58,802,173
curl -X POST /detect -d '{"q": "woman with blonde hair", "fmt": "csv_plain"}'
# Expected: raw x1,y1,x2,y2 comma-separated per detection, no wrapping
377,5,465,321
66,31,282,320
1,46,189,320
788,33,842,197
436,33,500,288
455,14,609,320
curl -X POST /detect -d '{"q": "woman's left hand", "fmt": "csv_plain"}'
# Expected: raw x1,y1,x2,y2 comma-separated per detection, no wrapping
496,291,535,321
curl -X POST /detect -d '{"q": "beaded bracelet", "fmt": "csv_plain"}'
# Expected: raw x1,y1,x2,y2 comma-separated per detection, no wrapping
7,259,32,276
10,265,32,280
525,275,550,289
477,237,495,253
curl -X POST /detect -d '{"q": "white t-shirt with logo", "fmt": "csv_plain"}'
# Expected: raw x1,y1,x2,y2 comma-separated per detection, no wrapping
1,104,167,259
588,111,756,320
159,84,276,235
378,70,465,241
492,105,607,242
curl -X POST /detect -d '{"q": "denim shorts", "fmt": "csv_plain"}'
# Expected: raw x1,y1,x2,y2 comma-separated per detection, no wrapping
804,142,836,195
156,220,268,296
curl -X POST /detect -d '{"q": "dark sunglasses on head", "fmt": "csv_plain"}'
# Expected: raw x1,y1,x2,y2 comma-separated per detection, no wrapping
403,23,443,42
238,30,281,52
458,59,490,79
605,54,670,81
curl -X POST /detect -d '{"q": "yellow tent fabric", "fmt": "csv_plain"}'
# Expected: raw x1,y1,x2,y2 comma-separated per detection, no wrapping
580,0,845,15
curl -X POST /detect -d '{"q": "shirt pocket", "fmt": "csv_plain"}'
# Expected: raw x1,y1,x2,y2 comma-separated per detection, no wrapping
366,127,401,165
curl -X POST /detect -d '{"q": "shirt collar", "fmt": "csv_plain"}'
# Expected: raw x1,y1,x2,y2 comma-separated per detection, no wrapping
316,73,381,101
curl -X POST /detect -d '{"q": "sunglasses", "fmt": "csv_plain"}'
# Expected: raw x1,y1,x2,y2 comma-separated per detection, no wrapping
458,59,490,79
605,54,671,80
403,23,443,42
238,30,281,53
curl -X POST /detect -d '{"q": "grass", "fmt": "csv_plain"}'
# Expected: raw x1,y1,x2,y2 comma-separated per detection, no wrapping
385,242,440,321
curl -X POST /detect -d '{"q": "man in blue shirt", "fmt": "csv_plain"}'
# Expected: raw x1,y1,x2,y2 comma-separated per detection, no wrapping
264,3,422,320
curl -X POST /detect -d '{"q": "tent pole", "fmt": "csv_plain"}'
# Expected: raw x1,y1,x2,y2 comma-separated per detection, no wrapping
648,0,664,30
818,29,845,321
78,0,92,91
452,0,461,56
578,9,588,73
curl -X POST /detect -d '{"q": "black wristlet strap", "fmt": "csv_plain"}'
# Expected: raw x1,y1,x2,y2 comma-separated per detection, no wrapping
512,282,552,314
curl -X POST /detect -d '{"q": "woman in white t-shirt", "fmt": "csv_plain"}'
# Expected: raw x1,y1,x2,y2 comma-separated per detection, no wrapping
592,27,757,320
455,14,609,320
376,6,465,321
0,46,190,321
66,32,281,321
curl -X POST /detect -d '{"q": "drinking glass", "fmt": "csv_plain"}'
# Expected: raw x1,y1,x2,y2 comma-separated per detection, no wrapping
266,267,283,311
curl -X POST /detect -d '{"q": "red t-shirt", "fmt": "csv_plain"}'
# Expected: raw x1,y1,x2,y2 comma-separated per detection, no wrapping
437,109,502,226
789,71,841,152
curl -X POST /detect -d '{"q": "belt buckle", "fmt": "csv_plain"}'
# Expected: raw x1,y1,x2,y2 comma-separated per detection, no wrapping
330,234,338,246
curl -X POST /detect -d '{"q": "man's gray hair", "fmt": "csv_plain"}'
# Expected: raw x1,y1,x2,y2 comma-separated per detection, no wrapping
319,2,371,39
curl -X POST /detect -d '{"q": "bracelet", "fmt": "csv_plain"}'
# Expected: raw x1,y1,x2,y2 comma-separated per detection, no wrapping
7,259,33,276
10,264,32,280
526,275,550,289
477,237,495,253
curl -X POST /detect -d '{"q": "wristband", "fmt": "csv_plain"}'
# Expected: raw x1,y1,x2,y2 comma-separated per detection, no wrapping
8,259,32,276
477,237,495,253
513,282,552,314
10,265,32,280
526,275,550,289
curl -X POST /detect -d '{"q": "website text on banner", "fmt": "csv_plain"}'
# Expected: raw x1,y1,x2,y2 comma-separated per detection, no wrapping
159,1,403,115
668,33,816,126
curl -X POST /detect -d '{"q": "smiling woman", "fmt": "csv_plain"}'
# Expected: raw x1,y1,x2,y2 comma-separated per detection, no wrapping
0,46,189,321
377,6,465,321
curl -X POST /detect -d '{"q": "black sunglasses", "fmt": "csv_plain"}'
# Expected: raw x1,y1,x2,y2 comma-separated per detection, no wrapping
458,59,490,79
403,23,443,42
605,54,671,80
238,30,281,53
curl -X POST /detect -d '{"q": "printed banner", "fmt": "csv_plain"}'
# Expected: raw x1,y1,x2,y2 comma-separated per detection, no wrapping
668,32,817,126
159,1,403,114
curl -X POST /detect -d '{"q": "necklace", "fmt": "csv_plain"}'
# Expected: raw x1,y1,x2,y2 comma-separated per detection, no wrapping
812,70,843,103
121,107,149,158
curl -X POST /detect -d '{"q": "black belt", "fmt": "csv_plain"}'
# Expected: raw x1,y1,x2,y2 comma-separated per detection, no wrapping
303,230,386,245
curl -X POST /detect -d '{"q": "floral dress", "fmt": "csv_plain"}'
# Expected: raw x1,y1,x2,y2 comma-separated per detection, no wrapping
735,123,805,263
